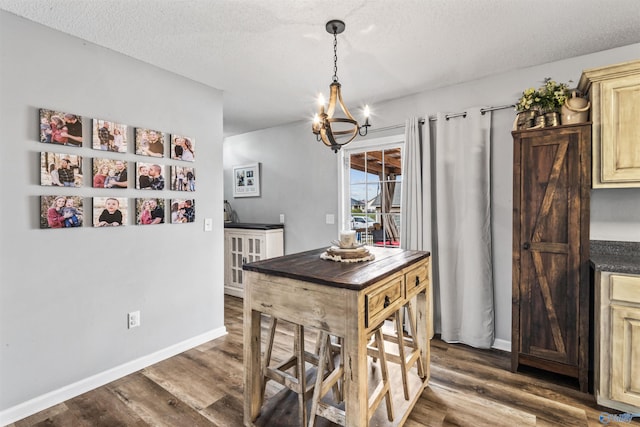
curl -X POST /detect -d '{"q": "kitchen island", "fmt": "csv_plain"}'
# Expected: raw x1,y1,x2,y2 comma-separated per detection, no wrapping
242,246,431,427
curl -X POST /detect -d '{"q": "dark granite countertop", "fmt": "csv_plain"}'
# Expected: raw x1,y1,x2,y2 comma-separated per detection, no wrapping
590,240,640,274
224,222,284,230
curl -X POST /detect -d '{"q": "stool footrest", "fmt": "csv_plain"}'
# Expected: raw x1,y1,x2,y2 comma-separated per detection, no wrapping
315,401,346,426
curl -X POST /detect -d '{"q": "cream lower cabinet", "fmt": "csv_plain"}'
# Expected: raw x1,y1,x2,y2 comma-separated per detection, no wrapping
224,225,284,298
595,271,640,412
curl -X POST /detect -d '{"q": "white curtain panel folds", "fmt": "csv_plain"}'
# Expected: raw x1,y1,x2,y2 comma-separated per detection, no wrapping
400,117,430,251
432,108,494,348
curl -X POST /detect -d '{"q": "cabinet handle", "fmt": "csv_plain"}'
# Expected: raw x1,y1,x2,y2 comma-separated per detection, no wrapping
415,276,420,287
523,242,530,250
383,295,391,308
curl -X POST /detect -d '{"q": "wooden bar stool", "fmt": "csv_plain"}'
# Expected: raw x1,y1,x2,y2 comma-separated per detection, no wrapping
382,301,425,400
261,316,320,427
309,325,394,427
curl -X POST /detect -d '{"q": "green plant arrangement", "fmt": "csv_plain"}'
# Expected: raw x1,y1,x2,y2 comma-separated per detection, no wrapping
516,78,570,113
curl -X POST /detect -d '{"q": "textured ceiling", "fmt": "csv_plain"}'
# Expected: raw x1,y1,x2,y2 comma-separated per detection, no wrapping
1,0,640,137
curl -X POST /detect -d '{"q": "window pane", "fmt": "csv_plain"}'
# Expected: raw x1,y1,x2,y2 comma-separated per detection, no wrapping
346,145,402,247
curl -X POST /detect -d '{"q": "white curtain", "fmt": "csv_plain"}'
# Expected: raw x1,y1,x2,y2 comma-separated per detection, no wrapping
433,108,494,348
402,109,494,349
400,117,430,251
401,117,434,337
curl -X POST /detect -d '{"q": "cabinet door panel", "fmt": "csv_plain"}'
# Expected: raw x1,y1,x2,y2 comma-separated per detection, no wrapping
611,305,640,407
518,131,581,365
600,76,640,184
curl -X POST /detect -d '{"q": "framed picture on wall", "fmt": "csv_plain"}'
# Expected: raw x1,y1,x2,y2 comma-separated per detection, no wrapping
92,119,128,152
170,134,195,161
135,128,166,158
233,163,260,198
40,152,83,187
136,162,165,190
92,158,128,189
40,195,84,229
135,198,165,225
93,197,127,227
170,165,195,192
38,109,83,147
170,199,195,224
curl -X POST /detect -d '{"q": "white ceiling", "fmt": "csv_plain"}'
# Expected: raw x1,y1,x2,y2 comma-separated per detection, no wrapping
2,0,640,137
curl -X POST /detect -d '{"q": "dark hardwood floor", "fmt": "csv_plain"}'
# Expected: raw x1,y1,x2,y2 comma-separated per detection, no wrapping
9,295,638,427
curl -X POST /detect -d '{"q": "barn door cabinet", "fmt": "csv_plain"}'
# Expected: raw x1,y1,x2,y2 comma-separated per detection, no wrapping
224,223,284,298
578,59,640,188
511,123,591,392
591,240,640,413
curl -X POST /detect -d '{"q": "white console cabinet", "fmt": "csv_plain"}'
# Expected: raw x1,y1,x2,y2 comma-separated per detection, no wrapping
224,224,284,298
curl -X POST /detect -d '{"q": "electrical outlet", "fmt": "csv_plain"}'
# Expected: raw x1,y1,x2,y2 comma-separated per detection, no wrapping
326,214,335,225
128,311,140,329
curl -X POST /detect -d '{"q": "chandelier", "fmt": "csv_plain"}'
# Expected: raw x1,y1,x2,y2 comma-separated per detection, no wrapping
312,20,371,153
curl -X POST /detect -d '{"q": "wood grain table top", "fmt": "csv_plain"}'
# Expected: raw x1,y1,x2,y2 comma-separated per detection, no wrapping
243,246,430,290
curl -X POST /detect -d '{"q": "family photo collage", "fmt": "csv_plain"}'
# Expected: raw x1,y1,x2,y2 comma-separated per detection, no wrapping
38,109,196,229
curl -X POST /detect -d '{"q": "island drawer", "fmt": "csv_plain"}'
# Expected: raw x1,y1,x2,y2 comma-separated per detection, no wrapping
405,259,429,300
365,274,403,329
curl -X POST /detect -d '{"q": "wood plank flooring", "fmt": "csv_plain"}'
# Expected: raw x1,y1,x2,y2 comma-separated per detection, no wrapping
9,295,639,427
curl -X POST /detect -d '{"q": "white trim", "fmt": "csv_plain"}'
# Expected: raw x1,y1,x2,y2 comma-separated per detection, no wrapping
0,326,227,426
491,338,511,352
224,285,244,299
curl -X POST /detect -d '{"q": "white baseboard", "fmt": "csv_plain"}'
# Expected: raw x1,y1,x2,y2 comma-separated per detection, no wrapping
0,326,227,426
224,286,244,299
492,338,511,352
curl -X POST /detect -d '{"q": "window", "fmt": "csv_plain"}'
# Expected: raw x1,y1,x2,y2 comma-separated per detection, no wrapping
340,136,403,248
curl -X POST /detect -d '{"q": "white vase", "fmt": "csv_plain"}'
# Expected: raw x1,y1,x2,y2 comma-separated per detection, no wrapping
561,91,590,124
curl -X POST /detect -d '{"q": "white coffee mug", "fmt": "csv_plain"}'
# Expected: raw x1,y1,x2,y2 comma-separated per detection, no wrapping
339,230,356,248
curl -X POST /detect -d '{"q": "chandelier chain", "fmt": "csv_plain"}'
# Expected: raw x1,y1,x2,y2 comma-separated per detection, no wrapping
332,29,338,83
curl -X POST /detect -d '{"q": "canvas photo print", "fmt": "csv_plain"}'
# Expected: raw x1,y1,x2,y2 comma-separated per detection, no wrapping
170,166,195,192
135,128,166,158
136,162,165,190
170,199,195,224
40,152,83,187
92,158,128,189
93,197,127,227
171,135,195,161
135,198,165,225
40,195,83,229
39,109,83,147
92,119,128,153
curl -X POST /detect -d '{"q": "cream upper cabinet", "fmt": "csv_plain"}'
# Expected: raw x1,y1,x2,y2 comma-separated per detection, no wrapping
578,59,640,188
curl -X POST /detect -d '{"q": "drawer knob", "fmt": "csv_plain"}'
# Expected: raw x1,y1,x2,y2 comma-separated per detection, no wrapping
415,276,420,287
383,295,391,308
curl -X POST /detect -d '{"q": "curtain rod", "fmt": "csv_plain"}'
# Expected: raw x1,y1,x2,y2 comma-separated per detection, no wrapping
369,104,515,133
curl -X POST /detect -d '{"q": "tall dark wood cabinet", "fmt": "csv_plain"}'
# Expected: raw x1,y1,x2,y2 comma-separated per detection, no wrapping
511,123,591,392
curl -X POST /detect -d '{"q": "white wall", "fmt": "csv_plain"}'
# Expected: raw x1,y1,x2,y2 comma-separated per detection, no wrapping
0,11,225,422
224,122,341,254
223,42,640,350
